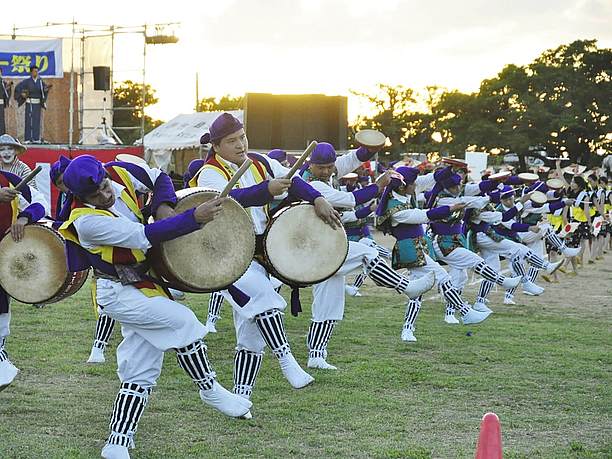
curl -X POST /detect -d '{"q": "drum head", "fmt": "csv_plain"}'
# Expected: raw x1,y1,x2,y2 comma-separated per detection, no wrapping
342,172,358,179
489,171,511,181
0,225,68,303
530,191,548,205
265,204,348,286
518,172,539,183
355,130,386,148
546,178,564,190
155,188,255,291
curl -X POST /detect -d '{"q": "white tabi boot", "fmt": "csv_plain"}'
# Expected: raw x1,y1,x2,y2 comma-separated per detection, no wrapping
461,308,491,325
279,354,315,388
472,299,493,313
101,444,130,459
0,360,19,391
199,381,253,418
87,346,106,363
522,280,545,296
544,259,564,275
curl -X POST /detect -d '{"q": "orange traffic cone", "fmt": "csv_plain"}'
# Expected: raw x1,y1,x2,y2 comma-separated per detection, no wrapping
475,412,502,459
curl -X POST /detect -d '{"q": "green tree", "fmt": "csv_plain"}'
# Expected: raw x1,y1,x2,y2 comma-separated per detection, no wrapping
528,39,611,166
196,94,243,112
434,40,611,169
350,84,416,159
113,80,163,145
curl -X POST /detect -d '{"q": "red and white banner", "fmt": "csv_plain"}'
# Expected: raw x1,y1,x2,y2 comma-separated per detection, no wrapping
20,145,144,216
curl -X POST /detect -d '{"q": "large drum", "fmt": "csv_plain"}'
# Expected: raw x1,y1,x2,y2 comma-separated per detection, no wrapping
262,203,348,288
149,187,256,292
0,223,89,304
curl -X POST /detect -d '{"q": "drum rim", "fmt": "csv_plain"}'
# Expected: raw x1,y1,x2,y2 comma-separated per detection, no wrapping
151,188,256,292
489,171,511,181
441,157,468,169
0,223,89,304
518,172,539,182
262,202,349,288
355,129,386,148
546,178,565,189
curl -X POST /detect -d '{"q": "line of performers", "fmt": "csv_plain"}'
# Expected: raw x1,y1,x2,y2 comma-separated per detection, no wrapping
0,115,610,459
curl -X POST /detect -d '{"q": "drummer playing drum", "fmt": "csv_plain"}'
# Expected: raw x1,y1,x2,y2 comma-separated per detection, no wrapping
0,170,47,391
298,140,436,369
195,112,342,401
57,155,255,459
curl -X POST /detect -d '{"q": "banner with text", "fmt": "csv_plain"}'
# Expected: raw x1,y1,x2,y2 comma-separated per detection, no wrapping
0,39,63,78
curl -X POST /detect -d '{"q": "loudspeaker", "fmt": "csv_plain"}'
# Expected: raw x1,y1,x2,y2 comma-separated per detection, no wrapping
92,66,111,91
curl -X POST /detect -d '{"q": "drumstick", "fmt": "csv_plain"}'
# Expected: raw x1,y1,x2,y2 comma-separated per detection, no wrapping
14,166,43,192
284,141,318,179
219,159,253,197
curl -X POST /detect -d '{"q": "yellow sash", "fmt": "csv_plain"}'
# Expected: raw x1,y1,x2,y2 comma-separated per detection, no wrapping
191,155,266,187
58,179,167,298
547,214,563,231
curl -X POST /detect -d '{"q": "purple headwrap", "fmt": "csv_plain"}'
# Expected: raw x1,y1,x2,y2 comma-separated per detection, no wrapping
267,149,287,162
63,155,106,198
183,159,206,187
50,155,71,185
375,167,419,217
200,113,244,145
310,142,336,164
441,173,462,190
500,185,514,199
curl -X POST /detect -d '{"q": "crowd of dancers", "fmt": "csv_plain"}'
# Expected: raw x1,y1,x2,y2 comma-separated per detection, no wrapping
0,113,609,459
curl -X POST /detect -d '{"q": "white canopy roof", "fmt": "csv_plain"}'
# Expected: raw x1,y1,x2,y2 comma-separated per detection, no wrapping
143,110,244,151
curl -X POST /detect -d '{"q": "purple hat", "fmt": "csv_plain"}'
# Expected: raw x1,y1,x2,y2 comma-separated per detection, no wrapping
395,166,419,185
200,113,243,145
183,159,206,187
63,155,106,198
376,167,420,218
310,143,336,164
268,149,287,162
441,173,462,189
50,156,71,185
500,185,514,198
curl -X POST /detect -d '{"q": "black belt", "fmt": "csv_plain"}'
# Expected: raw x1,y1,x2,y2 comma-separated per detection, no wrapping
94,262,150,286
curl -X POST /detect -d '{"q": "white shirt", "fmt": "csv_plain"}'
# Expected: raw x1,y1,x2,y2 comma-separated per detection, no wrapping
389,191,430,226
197,155,290,235
72,165,163,251
17,183,48,214
437,195,490,210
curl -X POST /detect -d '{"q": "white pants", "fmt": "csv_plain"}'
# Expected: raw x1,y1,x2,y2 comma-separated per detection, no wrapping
433,241,484,291
433,243,484,270
96,279,206,387
0,311,10,340
218,261,286,354
477,233,532,268
220,261,286,320
311,241,379,322
518,225,550,257
408,254,451,284
477,233,529,259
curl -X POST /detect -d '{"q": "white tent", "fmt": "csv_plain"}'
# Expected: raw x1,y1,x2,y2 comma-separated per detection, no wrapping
142,110,244,171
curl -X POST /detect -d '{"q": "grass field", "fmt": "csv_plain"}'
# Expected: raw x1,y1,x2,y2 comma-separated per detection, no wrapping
1,257,611,458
